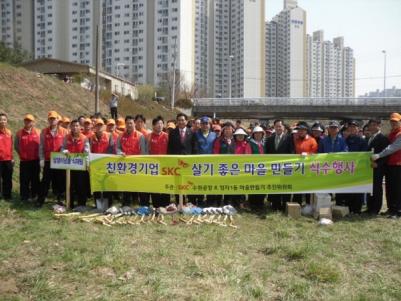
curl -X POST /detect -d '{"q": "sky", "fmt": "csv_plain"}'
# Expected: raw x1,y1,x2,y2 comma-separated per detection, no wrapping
265,0,401,96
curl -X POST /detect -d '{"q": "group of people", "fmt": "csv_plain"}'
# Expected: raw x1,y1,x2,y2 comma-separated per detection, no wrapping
0,110,400,217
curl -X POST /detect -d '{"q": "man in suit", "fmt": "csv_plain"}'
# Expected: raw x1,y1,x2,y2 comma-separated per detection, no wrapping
367,119,389,215
167,113,194,205
167,113,194,155
265,119,294,211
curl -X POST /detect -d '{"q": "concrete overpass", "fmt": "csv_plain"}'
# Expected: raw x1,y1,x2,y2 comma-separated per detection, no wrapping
192,97,401,119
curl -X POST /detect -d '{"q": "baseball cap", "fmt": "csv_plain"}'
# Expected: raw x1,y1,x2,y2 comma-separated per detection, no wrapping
328,120,340,128
106,119,116,125
48,111,59,119
95,119,104,126
62,117,71,123
167,122,176,129
311,123,324,132
84,118,92,124
390,112,401,122
348,120,359,127
24,114,35,121
200,116,210,124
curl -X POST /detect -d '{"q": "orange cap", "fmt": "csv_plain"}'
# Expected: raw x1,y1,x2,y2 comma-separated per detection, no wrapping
107,119,116,125
96,118,104,126
167,122,176,129
48,111,59,119
62,117,71,123
390,113,401,122
24,114,35,121
84,118,92,124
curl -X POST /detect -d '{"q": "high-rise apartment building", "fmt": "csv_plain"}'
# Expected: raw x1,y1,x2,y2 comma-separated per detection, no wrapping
198,0,265,98
265,0,307,97
0,0,34,53
306,30,355,97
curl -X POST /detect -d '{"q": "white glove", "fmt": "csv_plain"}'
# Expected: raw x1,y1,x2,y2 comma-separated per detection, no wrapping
301,152,308,157
62,149,69,155
371,154,380,161
117,151,126,157
40,160,44,168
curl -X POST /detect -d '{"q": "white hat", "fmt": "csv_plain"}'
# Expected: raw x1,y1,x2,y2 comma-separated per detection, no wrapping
252,126,264,134
234,128,247,136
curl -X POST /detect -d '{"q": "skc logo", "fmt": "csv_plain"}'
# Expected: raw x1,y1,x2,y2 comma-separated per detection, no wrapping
161,159,189,176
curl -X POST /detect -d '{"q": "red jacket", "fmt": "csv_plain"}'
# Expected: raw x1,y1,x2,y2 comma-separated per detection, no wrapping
235,140,251,154
118,130,144,155
0,128,13,161
64,133,88,153
148,131,168,155
41,127,67,161
15,127,40,161
82,130,94,139
90,132,112,154
388,127,401,166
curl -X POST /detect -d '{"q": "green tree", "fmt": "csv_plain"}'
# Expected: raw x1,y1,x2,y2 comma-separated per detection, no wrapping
0,42,30,65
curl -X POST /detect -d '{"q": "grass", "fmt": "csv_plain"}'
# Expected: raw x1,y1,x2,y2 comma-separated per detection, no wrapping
1,199,401,300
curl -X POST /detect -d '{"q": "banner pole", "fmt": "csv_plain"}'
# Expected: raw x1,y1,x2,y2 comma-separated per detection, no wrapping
178,194,184,211
66,169,71,210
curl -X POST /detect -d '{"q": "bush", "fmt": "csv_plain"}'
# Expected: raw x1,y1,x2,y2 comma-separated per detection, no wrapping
0,42,30,65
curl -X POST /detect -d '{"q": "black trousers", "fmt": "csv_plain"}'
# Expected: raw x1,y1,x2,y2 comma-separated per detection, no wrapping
338,193,363,214
0,161,13,199
70,170,88,208
367,165,386,214
188,194,205,207
150,193,170,208
269,194,291,211
20,160,40,201
248,194,266,211
385,166,401,215
38,161,65,205
110,107,118,120
293,194,311,206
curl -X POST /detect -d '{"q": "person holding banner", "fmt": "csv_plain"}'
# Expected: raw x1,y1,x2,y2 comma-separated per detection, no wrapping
37,111,67,207
372,113,401,218
265,120,294,211
61,120,90,208
147,115,170,208
365,119,389,215
248,126,267,211
213,122,236,207
117,115,147,207
14,114,40,203
0,113,13,201
192,116,217,207
90,119,114,210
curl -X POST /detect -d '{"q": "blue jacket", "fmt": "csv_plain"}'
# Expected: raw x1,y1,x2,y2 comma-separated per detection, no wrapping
193,130,217,154
346,135,369,152
318,135,348,153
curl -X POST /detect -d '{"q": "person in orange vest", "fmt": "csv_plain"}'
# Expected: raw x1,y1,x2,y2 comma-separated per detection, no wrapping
37,111,67,207
106,119,119,154
116,117,126,134
61,119,90,208
15,114,41,203
147,115,170,208
61,117,71,130
82,118,94,138
135,114,149,137
90,118,114,210
117,115,147,206
0,113,13,200
293,121,318,206
372,113,401,218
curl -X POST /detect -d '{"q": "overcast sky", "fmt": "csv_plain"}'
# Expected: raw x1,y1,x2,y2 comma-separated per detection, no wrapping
265,0,401,96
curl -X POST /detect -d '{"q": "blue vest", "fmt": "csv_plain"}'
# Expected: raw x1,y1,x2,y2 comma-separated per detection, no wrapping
194,131,217,154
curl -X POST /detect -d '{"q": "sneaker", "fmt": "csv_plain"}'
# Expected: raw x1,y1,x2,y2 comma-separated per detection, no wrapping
387,214,398,219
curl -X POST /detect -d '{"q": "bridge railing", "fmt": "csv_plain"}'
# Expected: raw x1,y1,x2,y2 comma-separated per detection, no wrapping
192,97,401,107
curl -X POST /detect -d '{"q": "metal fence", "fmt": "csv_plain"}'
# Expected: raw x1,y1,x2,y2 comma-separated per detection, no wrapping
192,97,401,107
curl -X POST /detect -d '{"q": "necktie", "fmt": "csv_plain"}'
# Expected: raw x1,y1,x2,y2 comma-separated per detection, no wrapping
180,129,185,143
275,135,281,150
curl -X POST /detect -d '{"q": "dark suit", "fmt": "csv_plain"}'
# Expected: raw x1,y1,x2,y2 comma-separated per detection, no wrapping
167,127,194,204
265,133,294,211
368,132,390,214
167,127,194,155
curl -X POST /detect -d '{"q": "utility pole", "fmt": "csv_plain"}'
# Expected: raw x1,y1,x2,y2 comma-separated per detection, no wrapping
95,24,100,114
171,36,177,110
382,50,387,97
